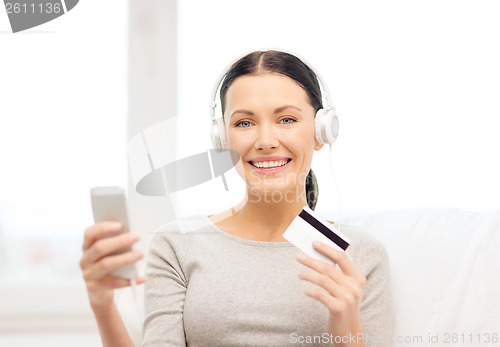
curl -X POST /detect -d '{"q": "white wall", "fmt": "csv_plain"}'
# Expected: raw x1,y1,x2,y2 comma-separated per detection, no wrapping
173,0,500,221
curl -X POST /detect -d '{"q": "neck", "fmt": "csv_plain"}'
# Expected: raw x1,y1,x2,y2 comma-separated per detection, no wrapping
230,186,308,241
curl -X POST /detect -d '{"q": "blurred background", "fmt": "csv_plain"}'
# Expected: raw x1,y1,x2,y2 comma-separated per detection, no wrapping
1,0,499,345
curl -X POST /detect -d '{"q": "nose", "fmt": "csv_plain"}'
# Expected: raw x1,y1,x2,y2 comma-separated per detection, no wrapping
254,123,279,150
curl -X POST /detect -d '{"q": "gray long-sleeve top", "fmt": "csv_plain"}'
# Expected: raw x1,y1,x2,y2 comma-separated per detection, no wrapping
142,215,393,346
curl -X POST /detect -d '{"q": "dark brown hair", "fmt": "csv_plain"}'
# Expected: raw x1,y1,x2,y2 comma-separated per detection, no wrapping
220,50,322,210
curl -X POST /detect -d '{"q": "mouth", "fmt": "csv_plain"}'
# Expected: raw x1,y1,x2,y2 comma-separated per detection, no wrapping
248,158,292,168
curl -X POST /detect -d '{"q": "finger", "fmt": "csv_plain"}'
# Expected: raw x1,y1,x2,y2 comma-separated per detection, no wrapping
134,275,147,285
83,249,143,281
296,253,343,283
82,221,123,250
86,275,131,291
300,271,364,308
303,288,343,314
311,241,358,277
81,232,140,267
103,275,147,289
298,271,346,298
87,275,147,292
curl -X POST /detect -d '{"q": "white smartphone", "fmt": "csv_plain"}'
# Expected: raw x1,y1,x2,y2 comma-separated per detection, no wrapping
90,186,137,279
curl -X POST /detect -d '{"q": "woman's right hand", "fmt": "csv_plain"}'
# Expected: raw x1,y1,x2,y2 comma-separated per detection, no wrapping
79,221,146,310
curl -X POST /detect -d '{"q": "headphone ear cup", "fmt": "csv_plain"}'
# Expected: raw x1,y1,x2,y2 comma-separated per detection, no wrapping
211,118,227,151
211,119,221,151
315,108,339,144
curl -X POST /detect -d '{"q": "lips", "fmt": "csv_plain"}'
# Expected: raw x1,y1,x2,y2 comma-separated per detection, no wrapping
248,158,292,168
246,157,292,175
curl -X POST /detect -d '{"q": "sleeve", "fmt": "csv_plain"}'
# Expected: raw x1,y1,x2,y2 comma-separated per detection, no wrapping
142,224,190,347
356,235,395,347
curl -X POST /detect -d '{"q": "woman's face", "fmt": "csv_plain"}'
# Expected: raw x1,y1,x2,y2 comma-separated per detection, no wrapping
224,72,323,200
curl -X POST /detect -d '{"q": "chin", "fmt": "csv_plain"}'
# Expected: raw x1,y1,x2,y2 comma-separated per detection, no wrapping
247,183,303,205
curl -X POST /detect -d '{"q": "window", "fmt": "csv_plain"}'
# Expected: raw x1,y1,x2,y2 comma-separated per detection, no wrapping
0,0,128,330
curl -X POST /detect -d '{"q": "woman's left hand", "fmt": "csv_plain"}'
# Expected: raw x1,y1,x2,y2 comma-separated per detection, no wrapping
297,241,366,346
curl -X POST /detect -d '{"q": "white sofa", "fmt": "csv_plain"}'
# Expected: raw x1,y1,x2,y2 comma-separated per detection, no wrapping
339,207,500,346
118,208,500,346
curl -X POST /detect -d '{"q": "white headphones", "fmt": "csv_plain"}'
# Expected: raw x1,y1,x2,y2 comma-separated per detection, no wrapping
210,50,339,152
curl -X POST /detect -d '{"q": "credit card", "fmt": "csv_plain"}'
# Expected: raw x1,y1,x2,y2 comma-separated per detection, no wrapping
283,206,350,265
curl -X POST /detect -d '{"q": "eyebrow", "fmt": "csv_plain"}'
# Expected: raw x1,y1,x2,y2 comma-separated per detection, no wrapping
230,105,302,118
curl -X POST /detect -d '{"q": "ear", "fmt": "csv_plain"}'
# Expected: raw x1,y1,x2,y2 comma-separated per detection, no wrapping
314,141,324,151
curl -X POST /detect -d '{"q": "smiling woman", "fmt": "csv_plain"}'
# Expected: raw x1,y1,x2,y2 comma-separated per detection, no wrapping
146,51,392,346
80,50,394,347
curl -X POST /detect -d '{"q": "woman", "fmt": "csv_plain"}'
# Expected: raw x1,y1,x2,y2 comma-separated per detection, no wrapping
80,50,393,346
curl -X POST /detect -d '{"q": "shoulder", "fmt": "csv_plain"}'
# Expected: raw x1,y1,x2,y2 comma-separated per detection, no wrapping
336,223,390,277
147,215,214,260
339,224,387,254
152,214,215,240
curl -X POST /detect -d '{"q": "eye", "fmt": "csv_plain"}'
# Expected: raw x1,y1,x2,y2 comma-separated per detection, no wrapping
235,120,252,128
280,117,296,125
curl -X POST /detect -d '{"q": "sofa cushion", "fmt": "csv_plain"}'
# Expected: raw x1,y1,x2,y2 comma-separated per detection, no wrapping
339,208,500,342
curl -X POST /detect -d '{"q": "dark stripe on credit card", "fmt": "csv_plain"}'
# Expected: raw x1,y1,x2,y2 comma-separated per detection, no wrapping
299,209,349,251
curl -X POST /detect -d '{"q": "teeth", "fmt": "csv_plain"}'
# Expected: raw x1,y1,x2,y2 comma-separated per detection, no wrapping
251,160,289,168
